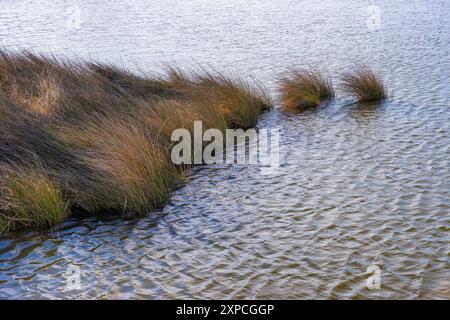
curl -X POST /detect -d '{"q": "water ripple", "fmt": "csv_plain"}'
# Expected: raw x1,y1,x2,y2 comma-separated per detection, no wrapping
0,0,449,299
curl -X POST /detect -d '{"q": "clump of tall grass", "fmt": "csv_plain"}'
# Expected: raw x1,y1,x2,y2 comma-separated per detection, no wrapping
341,65,387,102
279,68,334,111
0,164,69,233
137,97,228,148
163,68,273,128
0,50,272,234
195,71,272,128
87,62,178,99
55,116,181,214
0,51,76,117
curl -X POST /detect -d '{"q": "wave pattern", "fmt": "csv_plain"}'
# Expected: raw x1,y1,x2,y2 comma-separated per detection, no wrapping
0,0,449,299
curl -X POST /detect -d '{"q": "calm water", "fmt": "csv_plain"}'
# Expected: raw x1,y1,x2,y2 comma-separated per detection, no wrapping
0,0,449,299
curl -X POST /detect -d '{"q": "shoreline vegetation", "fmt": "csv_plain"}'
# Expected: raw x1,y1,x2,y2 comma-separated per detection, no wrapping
0,51,272,234
0,51,388,235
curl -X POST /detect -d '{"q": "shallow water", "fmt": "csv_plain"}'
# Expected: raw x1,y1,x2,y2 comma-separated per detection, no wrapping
0,0,449,299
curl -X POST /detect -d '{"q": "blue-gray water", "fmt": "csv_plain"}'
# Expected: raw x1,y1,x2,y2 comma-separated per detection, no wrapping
0,0,449,299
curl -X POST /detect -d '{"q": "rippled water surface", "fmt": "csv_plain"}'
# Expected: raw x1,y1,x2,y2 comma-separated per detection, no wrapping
0,0,449,299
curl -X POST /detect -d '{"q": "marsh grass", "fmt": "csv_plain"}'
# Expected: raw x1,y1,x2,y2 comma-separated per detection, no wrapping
341,65,387,102
164,68,273,128
87,62,178,99
56,116,181,213
0,164,69,233
279,68,334,111
0,50,272,234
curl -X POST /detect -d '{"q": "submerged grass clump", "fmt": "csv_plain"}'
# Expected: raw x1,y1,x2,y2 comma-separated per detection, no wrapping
279,68,334,111
0,50,273,234
341,65,387,102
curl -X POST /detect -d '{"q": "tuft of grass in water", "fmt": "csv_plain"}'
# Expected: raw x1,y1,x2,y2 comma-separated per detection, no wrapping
0,50,272,234
341,65,387,102
279,68,334,111
0,164,69,233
